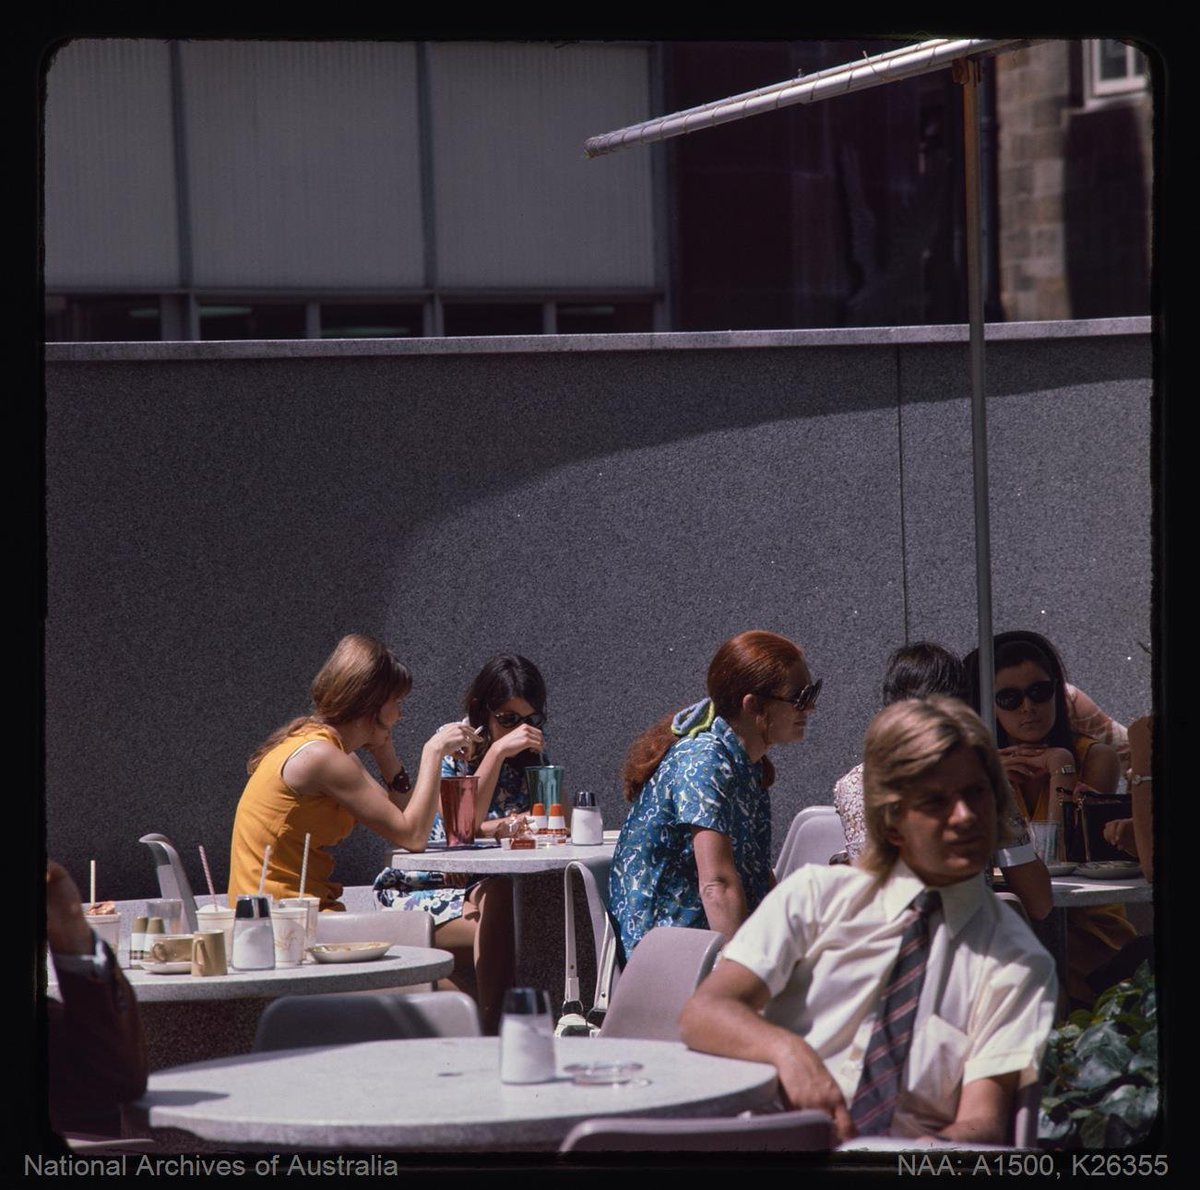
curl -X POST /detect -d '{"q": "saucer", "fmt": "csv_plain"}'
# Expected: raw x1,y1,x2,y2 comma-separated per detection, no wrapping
141,961,193,975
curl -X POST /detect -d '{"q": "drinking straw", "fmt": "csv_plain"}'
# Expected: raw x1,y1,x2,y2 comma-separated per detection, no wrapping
198,844,218,908
257,845,272,896
89,860,96,908
298,833,311,898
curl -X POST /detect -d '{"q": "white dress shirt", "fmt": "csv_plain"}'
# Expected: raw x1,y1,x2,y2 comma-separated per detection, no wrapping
720,859,1057,1137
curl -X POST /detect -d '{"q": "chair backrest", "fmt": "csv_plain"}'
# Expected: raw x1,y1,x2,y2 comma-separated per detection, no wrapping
774,806,848,881
994,890,1031,925
316,909,433,948
1012,1079,1041,1148
560,1109,835,1152
598,925,723,1041
138,833,199,933
252,990,479,1052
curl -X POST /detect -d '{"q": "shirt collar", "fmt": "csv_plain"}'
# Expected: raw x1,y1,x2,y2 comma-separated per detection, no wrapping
882,859,988,937
710,716,764,785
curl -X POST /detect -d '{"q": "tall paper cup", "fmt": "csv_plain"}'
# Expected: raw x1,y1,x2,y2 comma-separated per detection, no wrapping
270,904,307,967
195,904,236,957
279,896,320,954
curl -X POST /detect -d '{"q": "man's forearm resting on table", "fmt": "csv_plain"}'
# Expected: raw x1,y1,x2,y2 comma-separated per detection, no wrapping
933,1073,1018,1145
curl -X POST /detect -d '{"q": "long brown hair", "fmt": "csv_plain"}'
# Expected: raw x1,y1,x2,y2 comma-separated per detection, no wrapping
247,634,413,773
621,630,804,800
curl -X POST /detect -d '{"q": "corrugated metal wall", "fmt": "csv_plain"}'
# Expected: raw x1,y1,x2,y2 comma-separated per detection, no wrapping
181,41,425,289
44,40,180,288
429,42,655,288
44,39,656,294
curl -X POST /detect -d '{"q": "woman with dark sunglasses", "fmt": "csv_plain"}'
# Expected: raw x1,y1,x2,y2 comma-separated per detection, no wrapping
609,630,816,962
373,654,547,1032
964,631,1134,1004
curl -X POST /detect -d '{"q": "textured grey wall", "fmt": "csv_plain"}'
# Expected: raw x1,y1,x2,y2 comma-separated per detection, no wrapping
44,322,1151,906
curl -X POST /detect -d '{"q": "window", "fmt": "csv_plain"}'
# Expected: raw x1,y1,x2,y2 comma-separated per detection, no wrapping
319,303,422,338
45,295,162,342
1087,39,1149,101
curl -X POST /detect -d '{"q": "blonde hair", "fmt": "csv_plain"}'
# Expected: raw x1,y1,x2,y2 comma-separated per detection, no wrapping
859,696,1016,877
248,634,412,773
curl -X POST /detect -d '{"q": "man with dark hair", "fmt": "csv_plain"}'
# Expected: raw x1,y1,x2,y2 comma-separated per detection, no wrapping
834,642,1052,921
681,698,1056,1144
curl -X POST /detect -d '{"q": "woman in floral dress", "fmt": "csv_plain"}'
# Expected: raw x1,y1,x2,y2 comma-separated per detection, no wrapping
375,654,547,1032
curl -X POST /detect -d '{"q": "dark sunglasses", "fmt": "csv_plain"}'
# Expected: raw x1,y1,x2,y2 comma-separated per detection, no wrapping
994,680,1055,711
492,710,547,729
756,678,822,713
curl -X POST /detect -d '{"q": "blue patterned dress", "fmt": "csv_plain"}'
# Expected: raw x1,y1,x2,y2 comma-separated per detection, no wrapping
608,716,773,961
373,752,533,925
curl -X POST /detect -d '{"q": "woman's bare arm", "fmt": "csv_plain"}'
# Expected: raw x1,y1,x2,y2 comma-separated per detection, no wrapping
284,723,477,851
690,827,748,941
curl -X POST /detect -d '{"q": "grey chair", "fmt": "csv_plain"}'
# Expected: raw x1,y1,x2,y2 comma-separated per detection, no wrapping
773,807,848,882
138,833,199,933
252,990,480,1052
560,1109,835,1152
598,925,724,1041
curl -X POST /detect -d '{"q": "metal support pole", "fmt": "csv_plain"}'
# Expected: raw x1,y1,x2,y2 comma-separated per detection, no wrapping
958,61,995,732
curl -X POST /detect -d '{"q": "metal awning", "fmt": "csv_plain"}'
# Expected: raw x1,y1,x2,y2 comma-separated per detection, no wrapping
585,36,1040,726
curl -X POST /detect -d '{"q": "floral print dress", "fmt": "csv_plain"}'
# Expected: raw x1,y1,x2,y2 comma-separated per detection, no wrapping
608,716,772,962
373,753,532,925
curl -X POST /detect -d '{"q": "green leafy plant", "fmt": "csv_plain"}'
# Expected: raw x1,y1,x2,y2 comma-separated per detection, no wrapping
1039,962,1158,1148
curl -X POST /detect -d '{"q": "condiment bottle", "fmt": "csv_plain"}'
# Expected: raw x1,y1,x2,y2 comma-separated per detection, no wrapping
547,803,568,843
231,895,276,971
130,915,149,966
570,790,603,846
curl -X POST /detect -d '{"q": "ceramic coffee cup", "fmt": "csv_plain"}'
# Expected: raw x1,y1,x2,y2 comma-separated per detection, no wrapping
149,935,195,965
190,930,228,977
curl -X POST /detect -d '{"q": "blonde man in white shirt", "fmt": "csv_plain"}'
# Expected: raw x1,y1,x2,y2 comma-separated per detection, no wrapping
680,697,1057,1145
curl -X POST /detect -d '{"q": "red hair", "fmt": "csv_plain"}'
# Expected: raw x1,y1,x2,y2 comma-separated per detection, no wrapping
621,630,803,800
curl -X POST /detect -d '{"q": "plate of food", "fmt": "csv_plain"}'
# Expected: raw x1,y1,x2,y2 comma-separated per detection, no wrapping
309,942,393,964
1074,860,1142,879
1045,862,1077,877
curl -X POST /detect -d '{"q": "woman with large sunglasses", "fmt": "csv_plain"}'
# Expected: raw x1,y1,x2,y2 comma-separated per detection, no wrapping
964,631,1135,1004
373,654,547,1032
609,630,817,962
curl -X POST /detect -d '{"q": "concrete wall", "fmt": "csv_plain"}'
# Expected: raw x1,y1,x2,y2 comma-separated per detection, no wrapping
44,319,1152,904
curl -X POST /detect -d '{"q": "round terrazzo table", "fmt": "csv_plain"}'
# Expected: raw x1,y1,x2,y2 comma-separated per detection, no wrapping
49,946,454,1071
135,1035,778,1152
386,841,615,984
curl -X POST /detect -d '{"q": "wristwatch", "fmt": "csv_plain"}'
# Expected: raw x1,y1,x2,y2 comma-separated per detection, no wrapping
51,931,112,981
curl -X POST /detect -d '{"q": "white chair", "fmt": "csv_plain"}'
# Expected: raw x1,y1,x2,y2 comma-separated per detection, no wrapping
253,990,480,1052
316,909,436,991
138,833,200,933
774,806,848,881
598,925,723,1041
316,909,433,948
561,1109,834,1152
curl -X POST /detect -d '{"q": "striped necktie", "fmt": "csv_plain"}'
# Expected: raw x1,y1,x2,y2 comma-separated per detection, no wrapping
850,888,942,1135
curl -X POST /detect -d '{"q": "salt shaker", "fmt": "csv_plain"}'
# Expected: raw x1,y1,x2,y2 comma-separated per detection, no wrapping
231,895,276,970
499,988,556,1083
570,790,603,846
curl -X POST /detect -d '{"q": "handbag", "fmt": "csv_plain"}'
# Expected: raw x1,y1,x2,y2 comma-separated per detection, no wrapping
1060,787,1132,863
